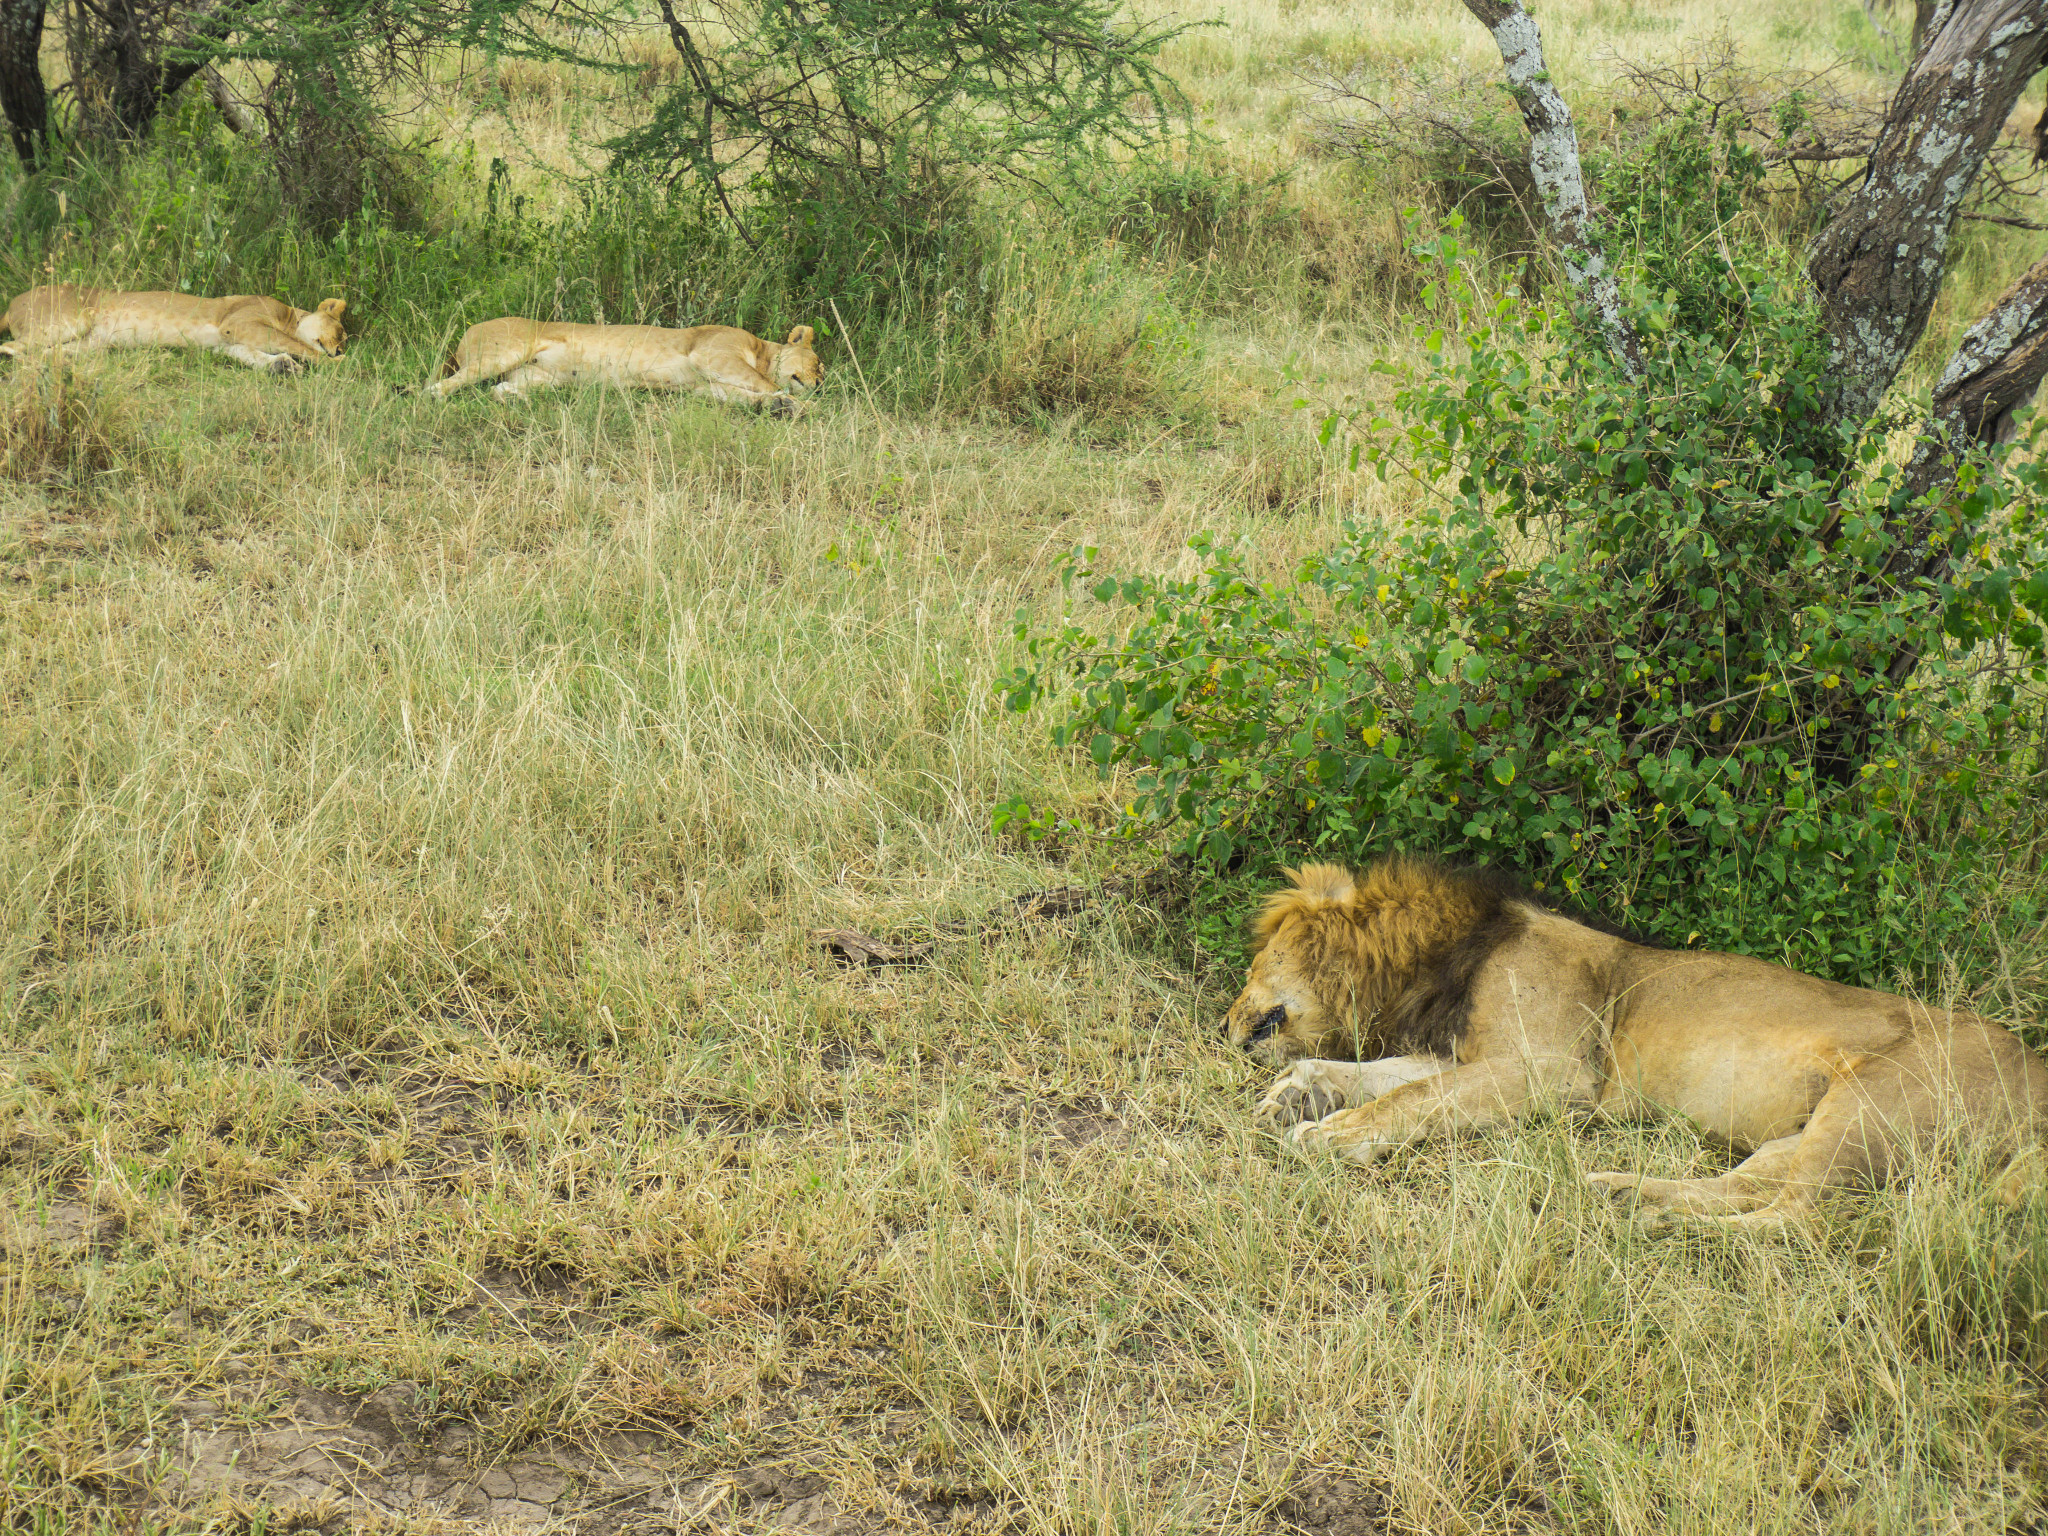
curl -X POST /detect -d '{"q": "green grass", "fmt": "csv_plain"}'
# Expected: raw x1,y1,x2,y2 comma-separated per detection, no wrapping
2,0,2047,1528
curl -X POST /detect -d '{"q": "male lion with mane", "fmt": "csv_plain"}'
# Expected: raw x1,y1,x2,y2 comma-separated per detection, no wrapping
1224,858,2048,1230
0,286,348,373
424,319,823,414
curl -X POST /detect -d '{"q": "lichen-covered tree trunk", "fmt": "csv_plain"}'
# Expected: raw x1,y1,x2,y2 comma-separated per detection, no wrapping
1458,0,1642,376
0,0,48,169
1807,0,2048,426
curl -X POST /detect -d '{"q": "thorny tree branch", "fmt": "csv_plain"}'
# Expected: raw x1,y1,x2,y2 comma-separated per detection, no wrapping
652,0,758,246
1459,0,1643,376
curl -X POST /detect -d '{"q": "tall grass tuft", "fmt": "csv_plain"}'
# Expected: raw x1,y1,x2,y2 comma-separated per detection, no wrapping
0,358,146,496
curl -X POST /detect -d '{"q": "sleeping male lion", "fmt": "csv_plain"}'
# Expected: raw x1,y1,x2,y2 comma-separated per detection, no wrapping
0,285,348,373
1224,859,2048,1230
424,319,823,413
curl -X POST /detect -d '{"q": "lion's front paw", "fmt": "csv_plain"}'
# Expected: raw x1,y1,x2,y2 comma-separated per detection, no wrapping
1256,1062,1349,1130
1286,1107,1395,1163
268,355,302,376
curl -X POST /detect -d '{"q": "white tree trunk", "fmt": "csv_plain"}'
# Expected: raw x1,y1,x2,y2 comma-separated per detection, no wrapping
1460,0,1643,377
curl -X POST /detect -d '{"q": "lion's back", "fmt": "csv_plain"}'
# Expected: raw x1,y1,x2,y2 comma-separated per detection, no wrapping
9,286,229,345
6,284,107,340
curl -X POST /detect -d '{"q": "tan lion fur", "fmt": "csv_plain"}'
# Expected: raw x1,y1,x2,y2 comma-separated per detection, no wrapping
0,286,348,373
424,319,824,413
1225,858,2048,1230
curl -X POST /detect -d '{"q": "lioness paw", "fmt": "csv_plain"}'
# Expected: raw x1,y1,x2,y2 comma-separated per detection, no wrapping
267,355,302,376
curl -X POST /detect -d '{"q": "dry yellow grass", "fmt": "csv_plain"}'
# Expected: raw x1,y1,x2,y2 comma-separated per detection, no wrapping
3,0,2048,1529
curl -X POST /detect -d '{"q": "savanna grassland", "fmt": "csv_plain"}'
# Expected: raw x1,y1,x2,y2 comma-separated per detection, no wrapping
5,0,2048,1529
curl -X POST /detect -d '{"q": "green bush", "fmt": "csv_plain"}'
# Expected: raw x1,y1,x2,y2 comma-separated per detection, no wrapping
1004,218,2048,980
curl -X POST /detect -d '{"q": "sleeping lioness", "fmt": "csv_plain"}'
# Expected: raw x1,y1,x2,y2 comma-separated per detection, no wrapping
0,285,348,373
424,319,824,414
1226,858,2048,1230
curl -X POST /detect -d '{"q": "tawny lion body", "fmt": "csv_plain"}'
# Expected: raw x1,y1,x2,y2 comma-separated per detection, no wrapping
0,286,348,373
425,319,823,413
1224,859,2048,1230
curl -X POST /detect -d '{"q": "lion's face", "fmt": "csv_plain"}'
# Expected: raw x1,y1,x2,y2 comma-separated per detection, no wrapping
1223,910,1345,1069
298,298,349,357
776,324,824,394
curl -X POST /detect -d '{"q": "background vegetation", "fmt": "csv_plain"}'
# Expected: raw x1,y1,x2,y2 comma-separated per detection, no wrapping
3,0,2048,1528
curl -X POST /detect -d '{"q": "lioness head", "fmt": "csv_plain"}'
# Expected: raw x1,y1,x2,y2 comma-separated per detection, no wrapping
298,298,349,357
774,325,824,394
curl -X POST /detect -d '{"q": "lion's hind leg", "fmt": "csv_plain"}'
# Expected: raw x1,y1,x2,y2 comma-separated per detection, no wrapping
1600,1046,1953,1231
426,328,546,399
1589,1134,1805,1220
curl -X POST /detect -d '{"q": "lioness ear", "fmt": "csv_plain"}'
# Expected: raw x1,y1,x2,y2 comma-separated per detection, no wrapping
787,325,814,347
1288,863,1357,904
319,298,348,317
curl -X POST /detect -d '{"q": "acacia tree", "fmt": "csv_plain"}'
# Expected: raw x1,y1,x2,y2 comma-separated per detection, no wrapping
0,0,603,175
1468,0,2048,494
1461,0,2048,767
608,0,1192,247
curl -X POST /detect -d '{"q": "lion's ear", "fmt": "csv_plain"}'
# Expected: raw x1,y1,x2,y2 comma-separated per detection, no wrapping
1288,864,1357,904
787,325,814,347
1252,864,1358,942
319,298,348,317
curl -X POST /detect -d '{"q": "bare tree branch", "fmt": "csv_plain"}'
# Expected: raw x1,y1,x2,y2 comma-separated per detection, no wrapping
1807,0,2048,426
1460,0,1643,376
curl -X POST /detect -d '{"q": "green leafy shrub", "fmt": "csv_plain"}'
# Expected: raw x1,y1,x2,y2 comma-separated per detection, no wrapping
1004,220,2048,979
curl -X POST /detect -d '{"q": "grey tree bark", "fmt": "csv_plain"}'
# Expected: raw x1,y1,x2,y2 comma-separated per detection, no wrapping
1464,0,2048,772
1465,0,2048,437
1458,0,1643,377
1807,0,2048,427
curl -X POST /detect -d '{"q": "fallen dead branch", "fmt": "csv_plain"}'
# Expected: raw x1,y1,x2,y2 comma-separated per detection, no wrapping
814,869,1177,968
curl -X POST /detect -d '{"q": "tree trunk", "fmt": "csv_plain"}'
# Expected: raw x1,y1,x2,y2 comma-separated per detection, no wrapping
1459,0,1642,376
70,0,251,142
0,0,47,170
1806,0,2048,427
202,62,257,134
1875,252,2048,661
